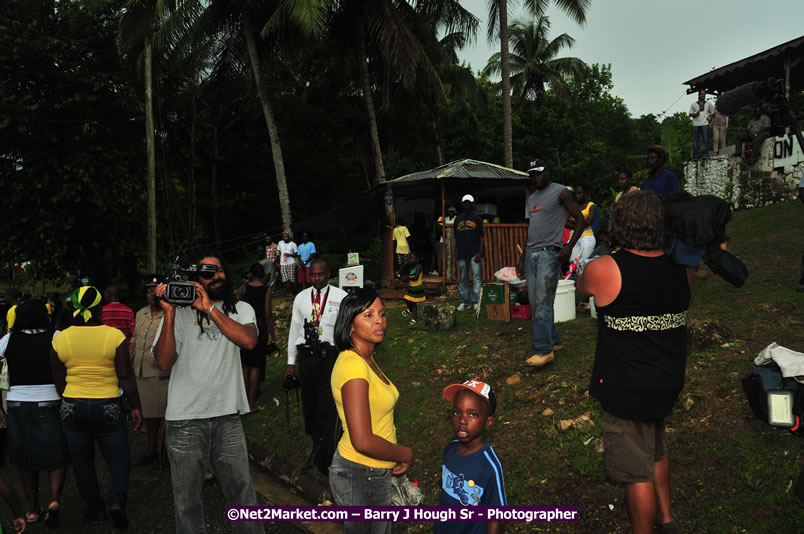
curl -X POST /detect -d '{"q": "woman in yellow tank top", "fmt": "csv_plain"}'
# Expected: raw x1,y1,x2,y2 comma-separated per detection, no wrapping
329,288,413,534
569,184,597,265
50,286,141,528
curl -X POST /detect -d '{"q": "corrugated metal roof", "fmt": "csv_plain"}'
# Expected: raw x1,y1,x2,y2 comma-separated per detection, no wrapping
389,159,527,184
683,35,804,93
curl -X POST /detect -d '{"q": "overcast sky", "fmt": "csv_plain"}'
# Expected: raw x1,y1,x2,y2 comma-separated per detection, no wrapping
457,0,804,118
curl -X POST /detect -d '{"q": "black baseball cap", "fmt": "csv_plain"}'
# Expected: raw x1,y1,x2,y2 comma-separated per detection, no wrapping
527,158,547,173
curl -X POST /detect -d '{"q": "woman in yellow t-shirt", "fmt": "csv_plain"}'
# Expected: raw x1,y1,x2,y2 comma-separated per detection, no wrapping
50,286,141,528
329,288,413,534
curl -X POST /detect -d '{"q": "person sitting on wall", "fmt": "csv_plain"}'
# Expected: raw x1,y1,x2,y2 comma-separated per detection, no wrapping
736,107,771,164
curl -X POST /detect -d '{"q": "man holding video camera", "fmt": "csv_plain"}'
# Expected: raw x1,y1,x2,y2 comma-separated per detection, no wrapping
284,259,346,474
152,249,262,534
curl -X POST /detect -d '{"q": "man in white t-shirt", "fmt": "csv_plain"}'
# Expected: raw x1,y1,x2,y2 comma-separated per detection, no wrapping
689,89,715,159
153,250,262,534
277,232,298,299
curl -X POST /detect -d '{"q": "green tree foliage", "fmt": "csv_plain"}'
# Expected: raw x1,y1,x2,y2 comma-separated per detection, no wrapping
1,0,686,294
659,111,693,179
0,1,144,288
485,0,590,167
483,16,586,112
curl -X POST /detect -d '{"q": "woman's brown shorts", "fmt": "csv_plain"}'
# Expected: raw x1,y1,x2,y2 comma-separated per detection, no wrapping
602,412,666,483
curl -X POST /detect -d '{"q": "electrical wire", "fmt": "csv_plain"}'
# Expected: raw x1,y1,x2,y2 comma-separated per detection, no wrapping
656,90,689,119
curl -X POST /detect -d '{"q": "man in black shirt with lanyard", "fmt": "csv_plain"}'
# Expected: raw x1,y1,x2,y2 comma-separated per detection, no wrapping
284,259,347,473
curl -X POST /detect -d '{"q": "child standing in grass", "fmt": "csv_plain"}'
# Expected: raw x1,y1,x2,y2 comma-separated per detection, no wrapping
397,253,425,325
437,380,506,534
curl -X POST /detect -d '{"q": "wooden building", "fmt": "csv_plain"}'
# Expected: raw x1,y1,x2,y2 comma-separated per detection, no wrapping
379,159,531,287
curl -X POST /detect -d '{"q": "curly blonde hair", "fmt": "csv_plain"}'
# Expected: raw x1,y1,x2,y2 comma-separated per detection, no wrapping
612,190,665,251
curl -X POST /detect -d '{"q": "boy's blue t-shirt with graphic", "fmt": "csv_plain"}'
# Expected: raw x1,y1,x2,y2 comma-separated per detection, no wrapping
435,441,506,533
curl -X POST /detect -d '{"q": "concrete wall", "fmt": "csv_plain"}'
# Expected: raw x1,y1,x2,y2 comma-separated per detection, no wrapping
684,137,804,209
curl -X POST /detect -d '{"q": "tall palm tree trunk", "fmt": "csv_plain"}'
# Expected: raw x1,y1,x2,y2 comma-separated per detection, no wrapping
144,36,157,272
431,119,444,166
499,1,513,168
243,15,293,232
189,94,197,242
211,123,221,248
357,30,386,184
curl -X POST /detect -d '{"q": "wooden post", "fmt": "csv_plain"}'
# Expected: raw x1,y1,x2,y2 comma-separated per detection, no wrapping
504,282,510,322
381,187,395,286
441,181,446,285
785,55,791,99
144,37,157,273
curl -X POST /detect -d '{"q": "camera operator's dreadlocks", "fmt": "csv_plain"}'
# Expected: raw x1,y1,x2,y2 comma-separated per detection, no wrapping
190,248,238,335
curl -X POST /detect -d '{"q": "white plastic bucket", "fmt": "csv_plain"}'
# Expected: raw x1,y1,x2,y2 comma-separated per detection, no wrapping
554,280,576,322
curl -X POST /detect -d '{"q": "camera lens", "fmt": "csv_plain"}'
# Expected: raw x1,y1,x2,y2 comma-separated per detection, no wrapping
172,286,189,298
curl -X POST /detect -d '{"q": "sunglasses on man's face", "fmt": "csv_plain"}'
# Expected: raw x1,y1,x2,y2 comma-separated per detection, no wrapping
198,264,223,280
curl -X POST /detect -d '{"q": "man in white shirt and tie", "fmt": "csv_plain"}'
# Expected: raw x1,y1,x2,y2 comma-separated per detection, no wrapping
284,259,347,473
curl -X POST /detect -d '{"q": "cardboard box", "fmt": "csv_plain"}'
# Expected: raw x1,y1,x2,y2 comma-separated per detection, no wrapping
484,284,506,304
484,284,511,321
486,303,508,321
484,283,519,303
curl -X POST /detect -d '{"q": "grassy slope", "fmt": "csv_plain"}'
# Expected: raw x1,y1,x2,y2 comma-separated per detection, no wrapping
244,200,804,533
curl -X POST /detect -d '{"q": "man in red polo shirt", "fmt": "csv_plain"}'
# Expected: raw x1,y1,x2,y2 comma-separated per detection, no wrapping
101,285,136,343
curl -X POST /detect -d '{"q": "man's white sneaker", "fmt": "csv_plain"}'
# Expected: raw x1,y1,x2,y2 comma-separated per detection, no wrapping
456,303,467,311
472,304,478,311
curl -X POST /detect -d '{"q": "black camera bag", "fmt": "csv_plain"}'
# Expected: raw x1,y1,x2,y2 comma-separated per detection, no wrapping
741,362,804,435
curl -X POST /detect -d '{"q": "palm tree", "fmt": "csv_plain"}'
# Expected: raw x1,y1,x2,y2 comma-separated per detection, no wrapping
328,0,476,183
486,0,589,168
328,0,422,184
420,30,484,166
118,0,161,271
483,17,586,113
150,0,328,233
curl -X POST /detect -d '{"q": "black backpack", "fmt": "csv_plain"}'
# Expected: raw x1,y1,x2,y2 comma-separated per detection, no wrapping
741,362,804,435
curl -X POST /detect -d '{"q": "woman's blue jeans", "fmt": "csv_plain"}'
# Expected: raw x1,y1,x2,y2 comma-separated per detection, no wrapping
329,449,393,534
524,248,562,355
60,397,130,514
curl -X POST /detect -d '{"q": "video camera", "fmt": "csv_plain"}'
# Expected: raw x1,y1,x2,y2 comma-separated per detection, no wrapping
302,318,320,348
161,262,220,306
716,77,804,154
297,318,337,359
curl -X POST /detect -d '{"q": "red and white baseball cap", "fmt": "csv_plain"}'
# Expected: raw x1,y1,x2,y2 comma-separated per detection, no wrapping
443,380,497,414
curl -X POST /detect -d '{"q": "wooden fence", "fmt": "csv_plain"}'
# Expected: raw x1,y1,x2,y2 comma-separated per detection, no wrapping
443,223,528,283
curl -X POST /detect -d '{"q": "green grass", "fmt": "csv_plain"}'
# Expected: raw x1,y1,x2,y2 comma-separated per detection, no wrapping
244,200,804,532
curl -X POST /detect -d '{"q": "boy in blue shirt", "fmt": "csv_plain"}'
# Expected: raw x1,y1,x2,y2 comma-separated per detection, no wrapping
437,380,506,534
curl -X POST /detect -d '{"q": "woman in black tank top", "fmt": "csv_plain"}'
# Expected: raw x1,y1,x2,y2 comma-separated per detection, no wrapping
239,263,274,411
577,191,693,534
